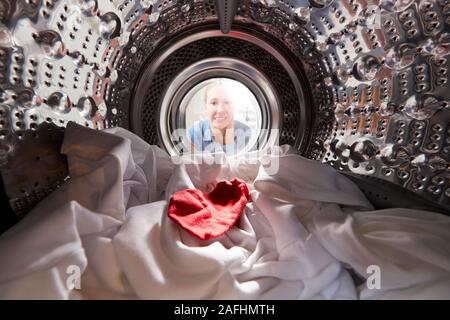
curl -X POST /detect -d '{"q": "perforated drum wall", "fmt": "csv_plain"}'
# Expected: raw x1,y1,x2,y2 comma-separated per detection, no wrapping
0,0,449,216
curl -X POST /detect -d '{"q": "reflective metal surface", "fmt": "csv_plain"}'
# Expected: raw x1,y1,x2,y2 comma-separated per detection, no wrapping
0,0,449,214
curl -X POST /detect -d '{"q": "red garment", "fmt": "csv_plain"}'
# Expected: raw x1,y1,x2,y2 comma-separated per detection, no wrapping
168,178,250,240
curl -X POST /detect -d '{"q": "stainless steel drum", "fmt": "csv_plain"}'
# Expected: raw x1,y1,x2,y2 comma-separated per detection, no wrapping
0,0,449,221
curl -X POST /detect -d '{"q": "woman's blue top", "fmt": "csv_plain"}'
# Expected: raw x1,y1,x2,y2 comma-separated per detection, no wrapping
187,119,251,155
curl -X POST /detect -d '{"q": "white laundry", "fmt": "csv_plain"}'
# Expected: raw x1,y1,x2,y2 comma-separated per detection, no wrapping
0,122,449,299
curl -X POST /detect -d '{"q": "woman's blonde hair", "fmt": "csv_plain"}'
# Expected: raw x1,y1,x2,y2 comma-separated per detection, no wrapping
202,79,236,105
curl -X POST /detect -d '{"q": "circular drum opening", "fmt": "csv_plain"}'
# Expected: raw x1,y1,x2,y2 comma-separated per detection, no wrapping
131,27,312,156
158,55,281,156
180,78,262,155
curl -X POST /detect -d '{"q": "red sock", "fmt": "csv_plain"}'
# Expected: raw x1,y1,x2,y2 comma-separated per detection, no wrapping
168,178,250,240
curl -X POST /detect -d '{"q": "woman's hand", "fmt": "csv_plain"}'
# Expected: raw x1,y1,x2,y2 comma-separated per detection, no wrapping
211,126,234,145
224,126,235,145
210,127,223,144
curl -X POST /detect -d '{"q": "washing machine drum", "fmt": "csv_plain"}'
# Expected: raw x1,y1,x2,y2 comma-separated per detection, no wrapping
0,0,449,220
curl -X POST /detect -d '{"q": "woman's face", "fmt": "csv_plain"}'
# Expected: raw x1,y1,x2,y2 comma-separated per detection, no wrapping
205,85,235,130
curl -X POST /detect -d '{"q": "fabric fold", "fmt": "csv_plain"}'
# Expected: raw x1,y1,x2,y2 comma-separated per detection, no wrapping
0,123,448,300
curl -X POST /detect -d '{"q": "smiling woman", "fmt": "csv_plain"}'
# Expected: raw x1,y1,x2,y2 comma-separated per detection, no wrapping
183,78,260,155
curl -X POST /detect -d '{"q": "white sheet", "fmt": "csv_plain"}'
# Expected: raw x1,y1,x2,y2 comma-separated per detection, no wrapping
0,122,449,299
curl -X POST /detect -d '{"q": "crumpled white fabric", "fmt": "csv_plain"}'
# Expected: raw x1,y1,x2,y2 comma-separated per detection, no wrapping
0,122,449,299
